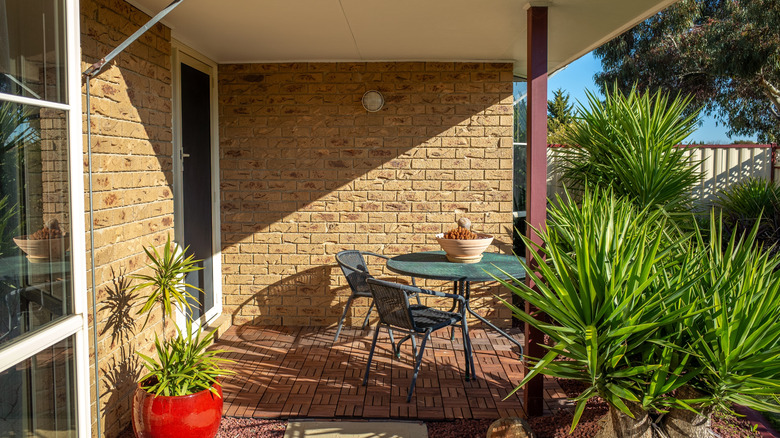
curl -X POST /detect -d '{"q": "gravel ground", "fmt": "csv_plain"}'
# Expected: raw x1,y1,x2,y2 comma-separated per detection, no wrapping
118,411,768,438
118,382,772,438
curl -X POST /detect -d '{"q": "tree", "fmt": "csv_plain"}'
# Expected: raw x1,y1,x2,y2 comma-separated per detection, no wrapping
594,0,780,142
547,89,575,144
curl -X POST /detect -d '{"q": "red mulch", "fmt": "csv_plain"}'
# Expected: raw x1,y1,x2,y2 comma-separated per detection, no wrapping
118,379,771,438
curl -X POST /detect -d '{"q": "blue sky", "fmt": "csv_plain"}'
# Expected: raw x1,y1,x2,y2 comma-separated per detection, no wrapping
523,52,756,144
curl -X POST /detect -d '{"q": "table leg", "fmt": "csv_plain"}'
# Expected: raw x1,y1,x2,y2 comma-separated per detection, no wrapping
459,280,475,380
463,282,524,358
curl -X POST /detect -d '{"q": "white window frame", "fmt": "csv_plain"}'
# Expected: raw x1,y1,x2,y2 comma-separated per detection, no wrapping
0,0,90,435
171,40,223,332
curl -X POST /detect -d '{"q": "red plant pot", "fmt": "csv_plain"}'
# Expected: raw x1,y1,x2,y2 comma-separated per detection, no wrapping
132,381,223,438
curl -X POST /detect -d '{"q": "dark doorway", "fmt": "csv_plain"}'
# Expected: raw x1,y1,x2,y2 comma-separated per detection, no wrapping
180,62,213,321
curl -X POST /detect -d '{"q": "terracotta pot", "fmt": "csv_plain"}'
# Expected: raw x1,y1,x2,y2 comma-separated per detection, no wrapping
132,381,223,438
436,233,494,263
13,235,68,262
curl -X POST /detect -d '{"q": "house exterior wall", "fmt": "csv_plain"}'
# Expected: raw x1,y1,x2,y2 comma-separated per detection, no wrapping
81,0,174,436
218,62,515,329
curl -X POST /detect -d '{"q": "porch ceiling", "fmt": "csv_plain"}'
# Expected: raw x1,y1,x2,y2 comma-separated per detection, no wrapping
127,0,677,76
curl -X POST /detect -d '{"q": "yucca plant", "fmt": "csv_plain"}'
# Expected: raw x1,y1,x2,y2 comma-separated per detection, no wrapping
496,189,705,437
131,234,203,327
556,85,702,213
137,319,234,397
685,215,780,414
715,178,780,255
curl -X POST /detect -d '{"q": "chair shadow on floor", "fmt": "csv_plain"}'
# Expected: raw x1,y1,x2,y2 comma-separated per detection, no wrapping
212,325,537,421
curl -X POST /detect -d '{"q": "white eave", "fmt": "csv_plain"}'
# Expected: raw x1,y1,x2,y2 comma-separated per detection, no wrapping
126,0,679,76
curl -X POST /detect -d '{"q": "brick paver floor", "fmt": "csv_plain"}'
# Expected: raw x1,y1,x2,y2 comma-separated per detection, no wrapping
216,325,571,421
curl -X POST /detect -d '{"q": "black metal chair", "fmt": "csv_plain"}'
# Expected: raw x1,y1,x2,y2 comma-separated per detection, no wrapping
363,278,474,402
333,250,418,342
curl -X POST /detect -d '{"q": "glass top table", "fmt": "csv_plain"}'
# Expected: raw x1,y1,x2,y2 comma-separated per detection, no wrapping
386,251,526,356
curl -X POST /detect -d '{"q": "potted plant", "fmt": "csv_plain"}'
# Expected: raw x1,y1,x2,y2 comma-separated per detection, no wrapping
130,236,233,438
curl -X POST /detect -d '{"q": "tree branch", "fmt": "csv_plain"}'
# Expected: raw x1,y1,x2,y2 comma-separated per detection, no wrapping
759,78,780,121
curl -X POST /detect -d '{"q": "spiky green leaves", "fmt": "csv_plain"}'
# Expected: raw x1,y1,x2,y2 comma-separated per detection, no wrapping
496,189,703,431
131,235,203,327
137,320,234,397
689,215,780,413
556,86,701,212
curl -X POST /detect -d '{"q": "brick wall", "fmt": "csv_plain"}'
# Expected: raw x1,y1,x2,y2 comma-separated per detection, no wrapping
219,62,515,329
81,0,174,436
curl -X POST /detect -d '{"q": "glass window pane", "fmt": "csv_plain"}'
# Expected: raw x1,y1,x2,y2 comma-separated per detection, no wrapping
0,100,71,349
0,336,77,436
0,0,67,104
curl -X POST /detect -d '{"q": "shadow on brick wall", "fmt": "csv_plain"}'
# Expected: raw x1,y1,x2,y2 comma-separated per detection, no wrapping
218,62,515,329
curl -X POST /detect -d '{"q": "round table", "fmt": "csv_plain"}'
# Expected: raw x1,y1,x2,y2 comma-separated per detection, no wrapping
386,251,526,355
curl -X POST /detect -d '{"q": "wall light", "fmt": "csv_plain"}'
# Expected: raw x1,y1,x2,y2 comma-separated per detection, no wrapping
361,90,384,112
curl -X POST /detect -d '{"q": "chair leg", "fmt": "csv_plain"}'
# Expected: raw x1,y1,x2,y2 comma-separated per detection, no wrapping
407,330,431,402
363,324,383,386
362,301,375,329
410,333,418,359
334,295,355,342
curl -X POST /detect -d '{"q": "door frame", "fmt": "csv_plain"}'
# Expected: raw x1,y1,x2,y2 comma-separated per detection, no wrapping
171,41,222,330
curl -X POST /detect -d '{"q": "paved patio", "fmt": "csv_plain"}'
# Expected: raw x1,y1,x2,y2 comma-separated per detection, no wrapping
217,325,571,421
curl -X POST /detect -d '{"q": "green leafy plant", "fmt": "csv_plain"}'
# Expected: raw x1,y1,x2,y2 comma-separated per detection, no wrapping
687,215,780,413
132,235,233,397
556,85,702,212
137,319,233,397
715,178,780,253
496,189,704,434
132,234,202,327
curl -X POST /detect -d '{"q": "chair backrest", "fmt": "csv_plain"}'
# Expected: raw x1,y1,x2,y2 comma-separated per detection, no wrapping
366,278,417,331
335,250,372,295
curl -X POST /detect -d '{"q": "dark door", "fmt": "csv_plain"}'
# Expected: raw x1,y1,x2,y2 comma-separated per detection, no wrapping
180,62,213,321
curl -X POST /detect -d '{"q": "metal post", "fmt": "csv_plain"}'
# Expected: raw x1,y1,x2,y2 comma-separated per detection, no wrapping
524,4,548,418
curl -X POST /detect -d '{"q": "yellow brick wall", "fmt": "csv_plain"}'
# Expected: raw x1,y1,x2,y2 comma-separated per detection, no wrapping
81,0,174,436
218,62,515,329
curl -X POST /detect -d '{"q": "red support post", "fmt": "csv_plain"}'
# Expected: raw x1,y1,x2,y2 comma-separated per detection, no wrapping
524,4,548,417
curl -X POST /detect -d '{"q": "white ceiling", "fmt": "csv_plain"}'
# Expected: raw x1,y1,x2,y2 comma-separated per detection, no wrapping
126,0,678,77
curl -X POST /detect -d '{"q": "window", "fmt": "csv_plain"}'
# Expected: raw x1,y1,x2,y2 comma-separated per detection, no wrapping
0,0,87,436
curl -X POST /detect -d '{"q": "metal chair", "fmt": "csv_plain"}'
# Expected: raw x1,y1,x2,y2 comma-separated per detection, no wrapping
333,250,418,342
363,278,474,402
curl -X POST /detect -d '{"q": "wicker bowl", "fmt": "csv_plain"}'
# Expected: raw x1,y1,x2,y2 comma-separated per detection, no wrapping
436,233,494,263
13,236,68,262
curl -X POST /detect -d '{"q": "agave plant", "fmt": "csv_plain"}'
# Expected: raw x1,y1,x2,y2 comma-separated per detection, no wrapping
556,85,702,213
497,189,705,437
137,319,234,397
131,234,202,327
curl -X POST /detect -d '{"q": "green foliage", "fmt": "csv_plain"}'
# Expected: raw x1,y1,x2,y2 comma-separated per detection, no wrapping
132,236,233,398
716,178,780,231
497,189,703,430
594,0,780,142
0,101,38,153
556,85,701,212
513,100,527,144
0,196,18,257
715,178,780,257
688,216,780,413
547,89,575,144
138,319,234,397
131,235,203,327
